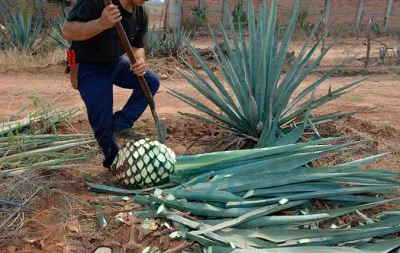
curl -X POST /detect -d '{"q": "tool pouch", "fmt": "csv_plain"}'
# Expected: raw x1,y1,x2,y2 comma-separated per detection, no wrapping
67,49,79,89
69,63,79,89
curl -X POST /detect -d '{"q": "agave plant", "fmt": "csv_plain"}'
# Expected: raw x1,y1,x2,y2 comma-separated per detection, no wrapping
159,27,191,58
145,25,162,57
0,9,42,52
47,11,70,49
171,0,367,149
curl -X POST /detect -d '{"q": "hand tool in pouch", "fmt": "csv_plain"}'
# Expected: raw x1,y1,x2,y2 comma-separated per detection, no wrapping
104,0,167,143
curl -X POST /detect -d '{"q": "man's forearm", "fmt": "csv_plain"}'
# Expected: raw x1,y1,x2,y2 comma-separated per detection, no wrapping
63,19,106,41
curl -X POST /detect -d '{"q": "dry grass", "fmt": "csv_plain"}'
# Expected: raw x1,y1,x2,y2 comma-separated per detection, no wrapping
0,48,65,72
0,172,47,233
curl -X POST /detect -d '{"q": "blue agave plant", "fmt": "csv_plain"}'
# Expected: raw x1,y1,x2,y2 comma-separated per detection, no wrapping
0,9,43,52
171,0,368,149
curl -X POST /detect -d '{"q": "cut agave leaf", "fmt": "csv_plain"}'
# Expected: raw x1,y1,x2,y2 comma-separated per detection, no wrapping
207,246,368,253
358,237,400,252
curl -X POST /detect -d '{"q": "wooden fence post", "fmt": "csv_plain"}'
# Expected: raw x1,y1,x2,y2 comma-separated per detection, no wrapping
365,17,374,68
355,0,365,30
222,0,230,28
167,0,182,29
242,0,248,14
323,0,331,28
320,0,331,58
35,0,43,24
199,0,205,11
384,0,393,32
163,0,169,36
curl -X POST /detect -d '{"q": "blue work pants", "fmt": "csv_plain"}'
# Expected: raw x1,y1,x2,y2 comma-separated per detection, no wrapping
78,57,160,168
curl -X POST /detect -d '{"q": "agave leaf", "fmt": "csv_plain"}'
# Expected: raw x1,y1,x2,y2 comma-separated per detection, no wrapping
185,233,227,247
171,189,243,202
0,199,34,210
243,182,342,198
169,90,247,133
322,195,385,204
226,185,398,208
0,139,95,163
337,153,391,167
163,213,201,229
323,176,400,186
231,217,400,244
178,112,234,132
203,213,329,229
176,171,216,188
175,141,355,179
284,57,358,116
207,246,368,253
213,18,248,110
145,25,161,56
265,90,314,147
358,237,400,252
174,72,246,129
191,200,306,235
215,200,399,230
175,137,347,173
313,198,400,218
282,81,365,125
0,156,89,177
375,211,400,220
298,226,400,247
214,230,277,249
46,11,70,49
135,195,259,218
269,0,300,101
87,182,175,195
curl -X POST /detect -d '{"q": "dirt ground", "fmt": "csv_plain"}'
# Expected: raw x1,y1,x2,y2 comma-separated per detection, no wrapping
0,36,399,252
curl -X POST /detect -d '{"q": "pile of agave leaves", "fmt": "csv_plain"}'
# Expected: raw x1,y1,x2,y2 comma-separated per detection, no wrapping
0,95,95,178
90,137,400,252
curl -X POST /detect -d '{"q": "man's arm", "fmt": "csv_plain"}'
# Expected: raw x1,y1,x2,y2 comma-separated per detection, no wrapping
131,47,147,76
63,5,121,41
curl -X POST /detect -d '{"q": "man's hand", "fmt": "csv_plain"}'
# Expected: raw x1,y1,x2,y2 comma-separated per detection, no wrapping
130,58,147,76
99,5,121,30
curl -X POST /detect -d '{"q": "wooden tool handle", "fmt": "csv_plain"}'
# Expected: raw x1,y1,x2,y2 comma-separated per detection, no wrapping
104,0,155,108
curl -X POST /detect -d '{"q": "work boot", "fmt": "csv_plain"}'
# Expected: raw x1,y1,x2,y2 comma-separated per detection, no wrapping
113,128,145,141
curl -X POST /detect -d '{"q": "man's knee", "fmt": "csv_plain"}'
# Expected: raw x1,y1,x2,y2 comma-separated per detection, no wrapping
146,71,160,94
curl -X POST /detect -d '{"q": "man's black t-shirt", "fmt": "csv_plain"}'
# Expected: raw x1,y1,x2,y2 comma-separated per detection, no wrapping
67,0,148,64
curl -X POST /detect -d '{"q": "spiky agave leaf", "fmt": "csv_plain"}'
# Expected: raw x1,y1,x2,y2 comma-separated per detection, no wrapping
47,11,70,49
145,25,162,57
171,0,369,148
158,27,191,58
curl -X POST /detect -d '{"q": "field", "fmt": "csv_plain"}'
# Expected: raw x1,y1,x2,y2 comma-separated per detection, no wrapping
1,0,400,246
0,33,399,252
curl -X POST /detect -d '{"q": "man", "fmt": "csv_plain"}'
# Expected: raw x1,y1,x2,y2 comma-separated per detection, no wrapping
63,0,160,169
